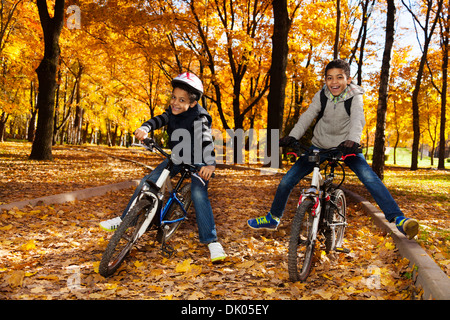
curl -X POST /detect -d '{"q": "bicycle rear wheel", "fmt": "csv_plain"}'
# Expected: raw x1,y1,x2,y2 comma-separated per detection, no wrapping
99,198,156,277
288,199,316,282
156,183,192,243
325,189,347,252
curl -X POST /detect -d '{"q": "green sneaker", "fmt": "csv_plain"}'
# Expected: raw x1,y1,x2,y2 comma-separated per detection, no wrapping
247,212,280,230
395,216,419,240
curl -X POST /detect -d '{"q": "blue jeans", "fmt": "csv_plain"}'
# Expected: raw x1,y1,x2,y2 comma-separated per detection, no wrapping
121,159,218,244
270,147,403,222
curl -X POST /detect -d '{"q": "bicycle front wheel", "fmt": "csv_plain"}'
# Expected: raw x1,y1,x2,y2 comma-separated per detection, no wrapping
288,199,316,282
99,198,156,277
325,189,347,252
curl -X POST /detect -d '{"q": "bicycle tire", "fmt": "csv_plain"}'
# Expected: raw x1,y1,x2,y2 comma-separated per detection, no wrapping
99,198,156,277
324,189,347,252
156,183,192,243
288,199,315,282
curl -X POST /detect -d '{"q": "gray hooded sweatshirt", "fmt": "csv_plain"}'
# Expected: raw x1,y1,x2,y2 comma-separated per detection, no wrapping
288,83,366,149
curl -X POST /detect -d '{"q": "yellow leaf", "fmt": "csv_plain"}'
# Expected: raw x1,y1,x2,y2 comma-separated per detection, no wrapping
211,289,227,296
105,283,118,290
385,242,396,250
10,210,25,218
37,275,59,280
185,264,202,277
343,286,363,294
175,259,192,273
261,288,276,294
8,270,25,288
148,285,163,292
134,260,146,268
150,269,164,277
93,261,100,273
21,240,36,251
0,224,13,231
322,274,333,280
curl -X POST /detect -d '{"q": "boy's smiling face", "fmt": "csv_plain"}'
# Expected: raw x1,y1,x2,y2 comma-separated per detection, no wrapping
325,68,352,97
170,87,196,115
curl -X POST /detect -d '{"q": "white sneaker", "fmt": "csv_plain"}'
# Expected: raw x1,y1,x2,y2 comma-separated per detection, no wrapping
99,217,122,232
208,242,227,263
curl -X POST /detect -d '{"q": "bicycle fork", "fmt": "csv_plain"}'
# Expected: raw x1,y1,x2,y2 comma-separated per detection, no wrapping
134,191,160,241
299,194,322,247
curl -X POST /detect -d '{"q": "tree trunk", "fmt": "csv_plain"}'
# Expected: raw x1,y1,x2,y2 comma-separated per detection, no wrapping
0,112,9,142
403,0,444,170
29,0,65,160
334,0,341,59
372,0,396,180
27,81,37,142
73,65,84,144
266,0,291,167
437,0,449,170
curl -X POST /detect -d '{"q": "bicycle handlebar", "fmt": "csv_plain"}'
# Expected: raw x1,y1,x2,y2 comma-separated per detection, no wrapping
289,141,362,161
132,138,213,185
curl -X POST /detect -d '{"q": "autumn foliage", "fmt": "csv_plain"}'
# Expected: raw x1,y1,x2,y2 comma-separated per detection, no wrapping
0,0,448,166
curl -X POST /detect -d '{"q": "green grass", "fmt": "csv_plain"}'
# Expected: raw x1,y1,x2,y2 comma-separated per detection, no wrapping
363,147,450,169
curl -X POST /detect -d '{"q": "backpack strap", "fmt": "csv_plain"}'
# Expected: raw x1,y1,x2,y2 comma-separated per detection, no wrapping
318,89,353,121
318,89,327,122
344,96,353,117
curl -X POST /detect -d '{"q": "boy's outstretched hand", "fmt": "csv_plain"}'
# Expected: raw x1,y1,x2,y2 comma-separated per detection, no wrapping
199,165,215,181
135,128,148,141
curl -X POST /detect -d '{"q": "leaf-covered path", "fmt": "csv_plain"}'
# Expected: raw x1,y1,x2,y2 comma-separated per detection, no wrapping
1,142,419,300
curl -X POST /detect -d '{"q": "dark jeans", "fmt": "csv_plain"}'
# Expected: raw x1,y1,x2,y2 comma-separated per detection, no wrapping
270,147,403,222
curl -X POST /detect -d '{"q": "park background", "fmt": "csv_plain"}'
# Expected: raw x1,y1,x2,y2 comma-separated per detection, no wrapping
0,0,449,300
0,0,448,172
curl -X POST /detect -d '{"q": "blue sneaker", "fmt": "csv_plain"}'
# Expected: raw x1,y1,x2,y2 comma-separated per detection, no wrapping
247,212,280,230
395,216,419,239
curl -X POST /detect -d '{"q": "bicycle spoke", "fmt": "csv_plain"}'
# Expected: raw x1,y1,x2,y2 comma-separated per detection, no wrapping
288,199,316,282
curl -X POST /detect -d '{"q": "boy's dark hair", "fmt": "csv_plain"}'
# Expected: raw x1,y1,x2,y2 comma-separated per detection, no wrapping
172,82,200,103
325,59,351,78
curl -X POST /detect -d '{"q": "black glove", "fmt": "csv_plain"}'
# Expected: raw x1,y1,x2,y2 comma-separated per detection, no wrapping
338,140,360,155
279,136,297,148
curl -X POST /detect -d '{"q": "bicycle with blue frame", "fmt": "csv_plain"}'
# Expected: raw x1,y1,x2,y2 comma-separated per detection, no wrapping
287,142,361,282
99,138,207,277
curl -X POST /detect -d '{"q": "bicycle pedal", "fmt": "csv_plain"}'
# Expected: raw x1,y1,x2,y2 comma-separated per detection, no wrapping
335,247,350,253
161,243,175,258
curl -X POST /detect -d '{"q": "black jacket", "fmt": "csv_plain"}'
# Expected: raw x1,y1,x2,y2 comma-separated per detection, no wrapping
139,104,216,166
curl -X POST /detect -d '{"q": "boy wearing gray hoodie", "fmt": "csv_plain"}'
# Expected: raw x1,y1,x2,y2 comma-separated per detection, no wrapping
247,59,419,240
